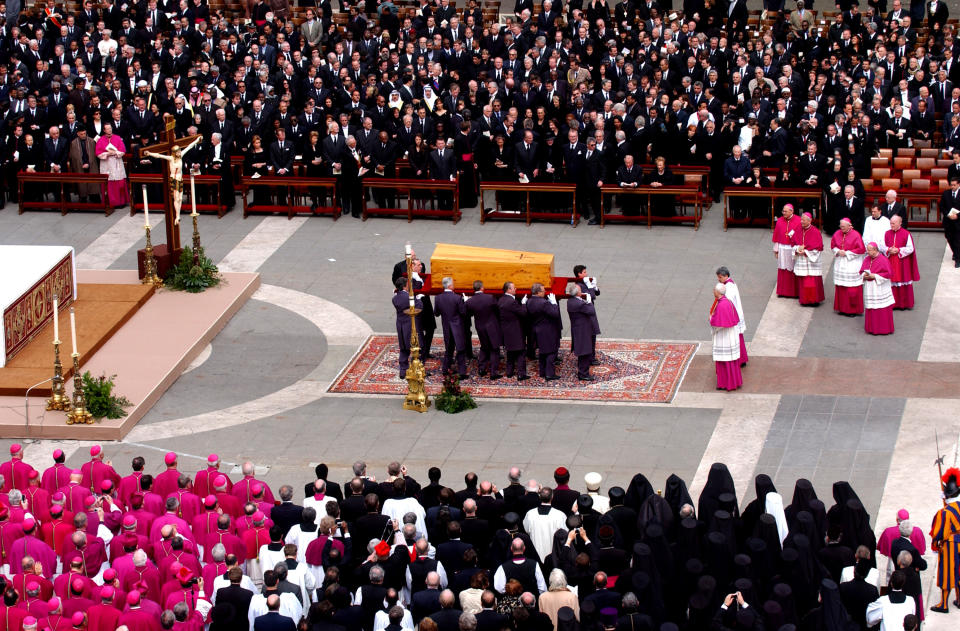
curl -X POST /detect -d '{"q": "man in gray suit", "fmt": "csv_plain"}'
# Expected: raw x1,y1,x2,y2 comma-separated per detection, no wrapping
301,9,323,49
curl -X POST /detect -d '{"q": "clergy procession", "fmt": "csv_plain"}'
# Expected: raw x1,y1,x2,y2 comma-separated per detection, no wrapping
0,443,957,631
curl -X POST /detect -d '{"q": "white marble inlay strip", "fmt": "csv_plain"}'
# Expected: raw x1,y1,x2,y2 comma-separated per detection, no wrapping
75,214,163,270
217,216,307,273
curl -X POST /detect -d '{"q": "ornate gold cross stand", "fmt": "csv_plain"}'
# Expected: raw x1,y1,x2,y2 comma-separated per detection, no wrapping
402,247,430,412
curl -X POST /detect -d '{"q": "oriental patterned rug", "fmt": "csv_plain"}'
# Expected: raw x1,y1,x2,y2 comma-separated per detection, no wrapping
328,335,699,403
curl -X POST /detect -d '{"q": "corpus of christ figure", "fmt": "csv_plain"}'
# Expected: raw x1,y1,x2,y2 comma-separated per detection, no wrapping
144,136,202,225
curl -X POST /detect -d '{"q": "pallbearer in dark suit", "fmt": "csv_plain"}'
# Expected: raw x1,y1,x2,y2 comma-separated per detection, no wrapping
465,281,502,379
567,284,600,381
498,282,529,381
574,265,601,365
525,283,562,380
393,277,424,379
391,247,436,357
433,277,469,378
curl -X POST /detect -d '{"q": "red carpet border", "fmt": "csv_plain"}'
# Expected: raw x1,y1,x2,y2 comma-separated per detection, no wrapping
329,335,700,403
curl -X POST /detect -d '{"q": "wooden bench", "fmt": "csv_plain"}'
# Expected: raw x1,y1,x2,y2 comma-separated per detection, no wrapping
479,182,579,226
239,176,340,219
599,184,703,229
17,172,111,216
722,187,824,230
362,177,460,223
864,187,944,229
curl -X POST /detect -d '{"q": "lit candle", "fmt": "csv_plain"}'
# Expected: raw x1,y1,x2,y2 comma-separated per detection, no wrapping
409,293,415,308
405,242,412,255
69,307,77,356
190,173,197,215
53,295,59,343
142,185,150,227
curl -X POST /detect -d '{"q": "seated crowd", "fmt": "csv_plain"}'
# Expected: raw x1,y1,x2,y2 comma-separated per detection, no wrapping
3,0,959,223
0,444,933,631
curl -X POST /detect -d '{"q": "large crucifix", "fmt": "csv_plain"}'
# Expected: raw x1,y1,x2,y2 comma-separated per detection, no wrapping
138,113,203,255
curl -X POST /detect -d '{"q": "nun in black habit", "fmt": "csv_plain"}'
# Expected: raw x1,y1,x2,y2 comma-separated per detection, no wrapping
741,474,777,539
663,474,695,523
784,479,819,528
624,473,656,512
799,578,859,631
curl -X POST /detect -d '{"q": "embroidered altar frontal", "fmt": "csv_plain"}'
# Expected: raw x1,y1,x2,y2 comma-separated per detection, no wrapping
1,246,77,367
329,335,700,404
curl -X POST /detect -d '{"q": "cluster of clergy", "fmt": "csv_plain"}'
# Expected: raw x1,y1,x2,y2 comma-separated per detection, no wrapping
392,257,601,383
771,202,920,336
0,444,941,631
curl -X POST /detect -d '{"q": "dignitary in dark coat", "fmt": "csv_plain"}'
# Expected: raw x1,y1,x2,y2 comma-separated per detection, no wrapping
525,283,562,380
941,177,960,267
567,285,600,380
498,283,529,381
68,128,100,202
393,277,423,379
615,154,643,216
392,249,437,358
207,132,234,210
574,265,601,365
434,277,469,378
429,138,457,210
465,282,502,379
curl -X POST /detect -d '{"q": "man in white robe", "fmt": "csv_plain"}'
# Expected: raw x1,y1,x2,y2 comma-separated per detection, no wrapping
522,487,567,562
381,478,427,540
865,571,915,631
862,205,891,247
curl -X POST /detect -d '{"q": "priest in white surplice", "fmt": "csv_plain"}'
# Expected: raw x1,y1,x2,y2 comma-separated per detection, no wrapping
716,266,747,366
865,570,915,631
862,205,891,248
381,477,427,539
792,212,825,305
522,487,567,562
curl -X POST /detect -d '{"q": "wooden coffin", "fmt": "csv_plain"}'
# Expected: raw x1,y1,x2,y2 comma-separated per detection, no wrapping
429,244,555,291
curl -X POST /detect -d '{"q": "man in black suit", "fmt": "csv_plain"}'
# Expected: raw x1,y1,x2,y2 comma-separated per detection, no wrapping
818,523,855,581
580,138,606,225
216,567,254,622
352,495,392,560
410,573,443,623
941,177,960,267
429,590,463,631
339,136,366,217
459,499,492,556
430,138,457,210
513,130,540,184
339,479,368,524
303,464,343,503
437,522,474,573
271,486,303,538
839,559,879,631
615,154,643,216
370,131,399,209
498,283,528,380
465,282,502,379
476,591,510,631
207,132,234,209
433,276,469,378
254,595,297,631
882,189,908,228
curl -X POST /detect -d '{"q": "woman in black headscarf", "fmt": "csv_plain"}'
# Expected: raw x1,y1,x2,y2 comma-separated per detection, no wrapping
799,578,858,631
698,464,737,522
741,475,777,538
625,473,656,512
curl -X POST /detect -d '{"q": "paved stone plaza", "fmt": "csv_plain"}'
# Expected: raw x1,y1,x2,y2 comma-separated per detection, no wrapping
2,197,959,618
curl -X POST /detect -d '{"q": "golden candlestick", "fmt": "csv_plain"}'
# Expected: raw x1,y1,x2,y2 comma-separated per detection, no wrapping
65,353,93,425
46,340,70,411
402,249,430,413
142,224,164,287
191,212,203,261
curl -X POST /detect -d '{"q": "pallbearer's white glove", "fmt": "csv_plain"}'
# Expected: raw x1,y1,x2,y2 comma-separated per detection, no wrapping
585,294,592,304
547,294,557,305
461,294,468,302
521,295,528,305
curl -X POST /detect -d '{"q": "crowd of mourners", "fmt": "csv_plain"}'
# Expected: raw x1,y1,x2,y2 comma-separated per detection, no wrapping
0,444,940,631
3,0,960,226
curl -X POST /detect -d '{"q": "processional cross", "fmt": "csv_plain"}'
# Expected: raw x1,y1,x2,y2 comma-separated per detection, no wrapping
138,113,203,254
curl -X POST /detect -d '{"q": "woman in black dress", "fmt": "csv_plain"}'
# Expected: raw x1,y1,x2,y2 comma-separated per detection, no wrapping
643,156,675,217
244,135,271,207
488,133,517,211
303,131,325,210
407,134,431,210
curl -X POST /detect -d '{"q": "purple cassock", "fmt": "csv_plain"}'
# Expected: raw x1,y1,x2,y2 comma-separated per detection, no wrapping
434,290,469,377
498,294,528,379
526,296,562,378
80,460,121,495
0,459,35,492
567,296,600,379
11,533,57,577
42,463,72,495
153,468,181,500
62,537,108,577
466,292,502,378
393,290,423,378
710,296,743,391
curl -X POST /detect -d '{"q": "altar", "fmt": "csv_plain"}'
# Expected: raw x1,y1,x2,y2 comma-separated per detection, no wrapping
0,246,77,367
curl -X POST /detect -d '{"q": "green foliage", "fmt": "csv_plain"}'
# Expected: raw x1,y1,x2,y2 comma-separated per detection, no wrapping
165,246,221,293
434,371,477,414
81,372,133,420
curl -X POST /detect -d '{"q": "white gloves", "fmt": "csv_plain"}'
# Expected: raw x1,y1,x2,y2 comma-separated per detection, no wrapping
461,294,468,302
547,294,557,305
521,295,528,305
585,294,592,304
585,277,598,289
411,272,423,283
415,294,424,300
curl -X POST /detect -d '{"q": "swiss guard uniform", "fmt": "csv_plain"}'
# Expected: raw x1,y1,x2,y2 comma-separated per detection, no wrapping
930,468,960,612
